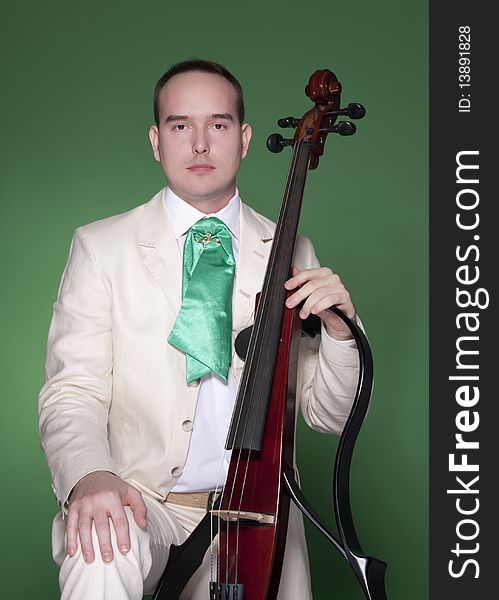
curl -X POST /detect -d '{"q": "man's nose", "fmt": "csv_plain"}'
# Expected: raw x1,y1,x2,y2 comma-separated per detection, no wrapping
192,130,209,154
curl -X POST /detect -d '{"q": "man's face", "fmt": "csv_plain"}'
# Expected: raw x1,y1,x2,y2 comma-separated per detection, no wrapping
149,71,252,212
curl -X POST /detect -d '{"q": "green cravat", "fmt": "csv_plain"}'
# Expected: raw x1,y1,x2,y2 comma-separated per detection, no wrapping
168,217,236,383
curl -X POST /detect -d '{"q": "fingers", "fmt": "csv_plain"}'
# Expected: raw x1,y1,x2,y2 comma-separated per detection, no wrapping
66,503,99,563
285,268,346,314
65,506,79,557
92,511,114,562
300,290,351,320
67,504,121,563
285,266,331,291
65,474,143,563
109,504,131,557
76,513,95,562
128,489,148,530
283,266,356,340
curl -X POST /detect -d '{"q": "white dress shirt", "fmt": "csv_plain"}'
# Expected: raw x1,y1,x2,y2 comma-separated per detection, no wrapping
163,186,355,492
164,186,240,492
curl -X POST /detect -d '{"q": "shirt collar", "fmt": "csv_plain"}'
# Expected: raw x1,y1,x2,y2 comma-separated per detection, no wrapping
163,186,241,241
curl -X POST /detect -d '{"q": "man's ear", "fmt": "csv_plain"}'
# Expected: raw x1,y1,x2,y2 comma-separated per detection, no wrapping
240,123,252,159
148,125,161,162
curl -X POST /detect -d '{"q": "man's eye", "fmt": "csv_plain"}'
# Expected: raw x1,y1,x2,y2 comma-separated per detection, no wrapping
213,123,226,130
174,124,186,131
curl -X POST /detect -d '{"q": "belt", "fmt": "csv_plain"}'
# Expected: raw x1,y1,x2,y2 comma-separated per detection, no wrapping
164,490,220,511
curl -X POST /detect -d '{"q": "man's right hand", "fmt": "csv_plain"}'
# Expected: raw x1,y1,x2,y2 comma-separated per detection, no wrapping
66,471,148,563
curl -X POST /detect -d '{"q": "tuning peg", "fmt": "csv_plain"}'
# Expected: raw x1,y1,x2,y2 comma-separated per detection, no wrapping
328,103,366,120
335,121,356,135
345,103,366,119
266,133,294,153
277,116,300,128
320,121,357,136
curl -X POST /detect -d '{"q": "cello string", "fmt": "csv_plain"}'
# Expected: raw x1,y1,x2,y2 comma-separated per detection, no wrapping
231,141,310,589
209,445,233,584
208,256,261,587
226,139,303,506
208,338,243,586
206,162,293,584
206,291,245,586
214,140,302,586
228,137,305,481
209,257,280,586
233,140,310,510
225,139,310,583
211,321,263,586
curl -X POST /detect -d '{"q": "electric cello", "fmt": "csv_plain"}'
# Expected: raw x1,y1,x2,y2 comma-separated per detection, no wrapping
154,68,387,600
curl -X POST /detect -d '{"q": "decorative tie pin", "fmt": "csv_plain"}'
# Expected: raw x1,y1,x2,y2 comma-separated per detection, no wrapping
194,232,221,245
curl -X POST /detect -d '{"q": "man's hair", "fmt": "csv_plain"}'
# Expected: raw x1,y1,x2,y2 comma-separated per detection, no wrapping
153,59,245,126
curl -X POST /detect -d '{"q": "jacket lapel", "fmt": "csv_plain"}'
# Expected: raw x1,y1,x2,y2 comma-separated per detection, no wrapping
138,190,275,339
139,189,182,317
233,202,275,333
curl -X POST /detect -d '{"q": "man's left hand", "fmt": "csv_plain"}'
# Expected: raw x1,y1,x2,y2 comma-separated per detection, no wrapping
284,266,356,341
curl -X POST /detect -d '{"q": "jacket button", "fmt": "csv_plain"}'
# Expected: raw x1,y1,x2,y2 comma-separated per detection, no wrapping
171,466,183,477
182,419,193,432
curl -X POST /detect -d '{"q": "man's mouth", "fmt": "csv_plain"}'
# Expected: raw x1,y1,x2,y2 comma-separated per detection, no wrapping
187,163,215,171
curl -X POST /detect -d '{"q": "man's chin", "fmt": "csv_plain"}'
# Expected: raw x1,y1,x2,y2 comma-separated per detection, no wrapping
172,184,235,211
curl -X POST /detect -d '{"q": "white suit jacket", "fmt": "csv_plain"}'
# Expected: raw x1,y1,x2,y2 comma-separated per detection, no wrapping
38,188,360,509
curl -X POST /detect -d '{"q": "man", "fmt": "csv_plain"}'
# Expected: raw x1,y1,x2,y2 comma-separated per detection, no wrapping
39,59,361,599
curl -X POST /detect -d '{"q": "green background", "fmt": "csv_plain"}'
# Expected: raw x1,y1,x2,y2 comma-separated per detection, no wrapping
0,0,427,598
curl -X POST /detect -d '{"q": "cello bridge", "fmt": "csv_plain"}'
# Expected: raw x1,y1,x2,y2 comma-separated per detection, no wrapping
210,509,275,525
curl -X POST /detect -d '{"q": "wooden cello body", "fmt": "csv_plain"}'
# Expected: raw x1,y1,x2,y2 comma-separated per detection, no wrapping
214,299,302,599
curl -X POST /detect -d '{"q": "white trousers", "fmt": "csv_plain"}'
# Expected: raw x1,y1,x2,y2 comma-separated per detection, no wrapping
52,494,312,599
